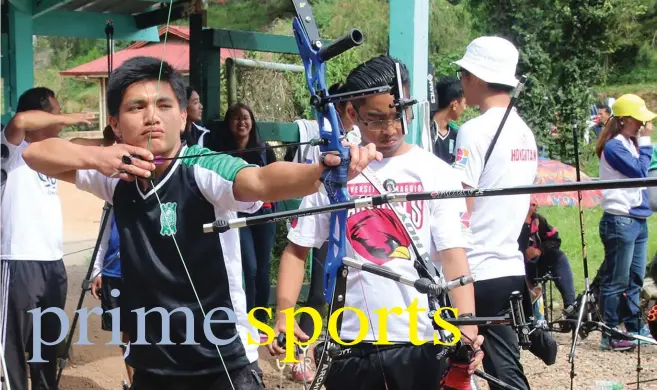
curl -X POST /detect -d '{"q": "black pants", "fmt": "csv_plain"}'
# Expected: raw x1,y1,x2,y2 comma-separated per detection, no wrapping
299,242,328,337
321,343,448,390
525,249,577,308
1,259,68,390
130,361,264,390
474,275,531,390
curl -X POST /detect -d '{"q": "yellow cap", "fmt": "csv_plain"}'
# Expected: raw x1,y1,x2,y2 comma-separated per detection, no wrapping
612,94,657,122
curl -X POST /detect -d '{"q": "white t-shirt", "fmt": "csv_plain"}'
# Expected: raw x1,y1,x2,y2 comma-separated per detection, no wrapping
1,131,63,260
288,145,472,343
452,107,537,282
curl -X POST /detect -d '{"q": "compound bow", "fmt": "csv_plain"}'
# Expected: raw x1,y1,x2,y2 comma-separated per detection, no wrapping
287,1,420,388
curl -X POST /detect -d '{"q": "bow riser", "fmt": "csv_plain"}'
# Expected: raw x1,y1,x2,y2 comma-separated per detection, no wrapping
292,7,353,389
292,14,351,304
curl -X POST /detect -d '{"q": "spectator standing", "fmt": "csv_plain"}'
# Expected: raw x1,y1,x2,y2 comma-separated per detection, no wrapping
596,93,655,351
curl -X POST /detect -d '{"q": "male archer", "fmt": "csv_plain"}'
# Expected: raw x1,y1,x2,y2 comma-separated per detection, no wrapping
267,55,484,390
22,56,380,390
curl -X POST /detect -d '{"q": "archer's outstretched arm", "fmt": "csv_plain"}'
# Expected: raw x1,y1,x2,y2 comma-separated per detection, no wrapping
233,142,381,202
4,110,94,146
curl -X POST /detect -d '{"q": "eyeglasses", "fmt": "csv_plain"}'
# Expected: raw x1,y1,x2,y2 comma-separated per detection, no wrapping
354,108,414,132
456,68,469,80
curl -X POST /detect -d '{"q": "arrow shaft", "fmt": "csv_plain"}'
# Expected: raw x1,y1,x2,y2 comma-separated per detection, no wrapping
204,177,657,233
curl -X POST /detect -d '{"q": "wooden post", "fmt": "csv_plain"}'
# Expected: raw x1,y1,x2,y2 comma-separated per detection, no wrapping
189,2,207,94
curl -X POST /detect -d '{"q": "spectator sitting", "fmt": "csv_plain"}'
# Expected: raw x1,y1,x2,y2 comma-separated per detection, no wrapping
518,200,577,318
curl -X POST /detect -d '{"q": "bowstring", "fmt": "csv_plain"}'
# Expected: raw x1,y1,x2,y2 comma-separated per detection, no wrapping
146,4,236,389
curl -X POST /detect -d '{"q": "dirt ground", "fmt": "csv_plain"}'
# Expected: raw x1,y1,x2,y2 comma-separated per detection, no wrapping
54,182,657,390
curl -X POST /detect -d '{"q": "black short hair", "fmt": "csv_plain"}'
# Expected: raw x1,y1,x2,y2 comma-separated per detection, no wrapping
328,82,347,109
107,56,187,118
186,85,197,100
16,87,56,113
487,83,515,93
343,55,410,107
436,76,464,110
596,102,611,113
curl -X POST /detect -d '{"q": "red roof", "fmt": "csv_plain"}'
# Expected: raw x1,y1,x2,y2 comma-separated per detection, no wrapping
60,25,245,77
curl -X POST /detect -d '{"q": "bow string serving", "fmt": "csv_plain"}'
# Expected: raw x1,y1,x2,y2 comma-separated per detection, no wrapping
144,2,238,389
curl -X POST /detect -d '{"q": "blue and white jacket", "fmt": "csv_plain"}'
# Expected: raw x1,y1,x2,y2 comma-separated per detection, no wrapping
92,211,122,279
599,134,653,218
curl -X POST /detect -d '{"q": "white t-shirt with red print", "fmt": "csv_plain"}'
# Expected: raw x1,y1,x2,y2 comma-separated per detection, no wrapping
288,145,473,343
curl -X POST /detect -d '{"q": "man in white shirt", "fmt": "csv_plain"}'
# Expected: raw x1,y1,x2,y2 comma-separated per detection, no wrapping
1,87,92,390
268,55,483,390
452,36,538,390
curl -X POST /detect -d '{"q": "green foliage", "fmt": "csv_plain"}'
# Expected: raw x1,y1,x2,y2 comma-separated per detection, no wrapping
540,205,657,301
206,0,295,31
602,0,657,84
466,0,616,167
256,0,477,120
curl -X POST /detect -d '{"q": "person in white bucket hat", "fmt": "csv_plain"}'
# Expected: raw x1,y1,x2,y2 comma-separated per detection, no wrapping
454,36,519,88
451,36,538,390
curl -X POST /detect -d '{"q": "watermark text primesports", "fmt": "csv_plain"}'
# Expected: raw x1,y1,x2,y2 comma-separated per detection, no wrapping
27,289,462,364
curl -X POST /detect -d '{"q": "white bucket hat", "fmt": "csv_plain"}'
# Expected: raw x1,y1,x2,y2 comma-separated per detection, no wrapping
453,36,519,87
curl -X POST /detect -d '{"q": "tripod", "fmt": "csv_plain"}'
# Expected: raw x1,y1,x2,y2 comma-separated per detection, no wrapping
54,202,113,388
534,271,559,328
567,121,599,390
623,292,657,389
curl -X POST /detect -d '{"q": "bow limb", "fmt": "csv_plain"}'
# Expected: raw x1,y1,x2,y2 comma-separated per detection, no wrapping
144,3,237,389
290,8,350,389
290,2,397,389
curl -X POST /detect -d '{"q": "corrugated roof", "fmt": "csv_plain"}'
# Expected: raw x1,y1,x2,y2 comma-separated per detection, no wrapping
60,25,246,77
60,41,191,76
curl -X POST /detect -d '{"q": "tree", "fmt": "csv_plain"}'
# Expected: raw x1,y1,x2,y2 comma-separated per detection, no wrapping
466,0,616,164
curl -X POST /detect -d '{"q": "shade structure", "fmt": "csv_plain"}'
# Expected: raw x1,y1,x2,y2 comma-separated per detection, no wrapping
532,157,602,208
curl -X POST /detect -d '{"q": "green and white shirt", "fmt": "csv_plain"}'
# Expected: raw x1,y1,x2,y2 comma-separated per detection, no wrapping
76,144,262,376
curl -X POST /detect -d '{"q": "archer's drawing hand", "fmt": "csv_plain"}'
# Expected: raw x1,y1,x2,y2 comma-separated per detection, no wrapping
95,144,155,181
322,141,382,181
460,325,484,374
267,313,309,356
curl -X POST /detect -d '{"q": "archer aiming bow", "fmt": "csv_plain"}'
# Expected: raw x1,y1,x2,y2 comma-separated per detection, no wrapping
206,1,533,389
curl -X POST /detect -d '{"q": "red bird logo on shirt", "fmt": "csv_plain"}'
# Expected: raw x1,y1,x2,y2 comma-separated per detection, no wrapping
347,208,412,265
